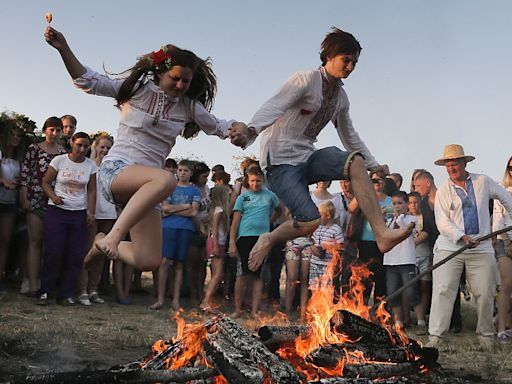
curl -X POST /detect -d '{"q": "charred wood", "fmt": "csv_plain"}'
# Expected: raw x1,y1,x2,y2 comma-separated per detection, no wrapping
11,366,217,384
204,331,265,384
342,362,419,379
139,339,185,370
258,325,310,351
307,342,437,367
330,310,402,346
205,316,303,383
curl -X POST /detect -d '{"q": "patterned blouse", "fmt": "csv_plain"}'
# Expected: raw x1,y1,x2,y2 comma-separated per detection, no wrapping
20,143,66,210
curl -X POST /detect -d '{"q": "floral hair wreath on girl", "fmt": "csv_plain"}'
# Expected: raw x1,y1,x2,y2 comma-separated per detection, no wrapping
147,46,173,71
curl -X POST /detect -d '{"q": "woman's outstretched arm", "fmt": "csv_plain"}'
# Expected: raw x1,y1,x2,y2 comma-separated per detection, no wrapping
44,26,86,79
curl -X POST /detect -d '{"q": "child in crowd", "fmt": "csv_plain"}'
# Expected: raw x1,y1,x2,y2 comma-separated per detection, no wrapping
284,233,314,321
201,184,231,311
408,191,432,322
77,134,116,305
38,132,97,305
383,191,425,328
309,201,344,291
151,160,200,310
212,171,231,187
229,167,281,318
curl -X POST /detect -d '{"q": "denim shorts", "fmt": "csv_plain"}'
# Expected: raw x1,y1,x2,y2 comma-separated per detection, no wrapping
98,159,130,205
266,147,359,223
162,228,193,262
495,239,507,260
385,264,420,307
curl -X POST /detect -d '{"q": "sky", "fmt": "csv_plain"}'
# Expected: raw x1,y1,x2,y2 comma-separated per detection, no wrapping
1,1,511,190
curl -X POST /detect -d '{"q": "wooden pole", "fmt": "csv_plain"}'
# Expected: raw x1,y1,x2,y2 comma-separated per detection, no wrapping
372,226,512,311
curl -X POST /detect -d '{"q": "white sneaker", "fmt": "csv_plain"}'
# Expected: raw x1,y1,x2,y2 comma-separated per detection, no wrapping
89,292,105,304
77,293,91,306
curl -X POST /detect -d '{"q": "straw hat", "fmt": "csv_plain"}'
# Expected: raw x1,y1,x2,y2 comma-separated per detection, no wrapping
434,144,475,166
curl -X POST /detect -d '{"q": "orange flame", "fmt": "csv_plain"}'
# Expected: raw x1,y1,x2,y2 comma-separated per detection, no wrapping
146,244,421,381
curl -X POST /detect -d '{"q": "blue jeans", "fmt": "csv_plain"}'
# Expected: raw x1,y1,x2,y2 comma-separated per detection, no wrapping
266,147,359,223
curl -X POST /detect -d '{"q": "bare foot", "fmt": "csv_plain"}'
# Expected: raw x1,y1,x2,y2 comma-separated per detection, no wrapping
248,233,273,271
95,234,120,260
230,311,242,319
171,300,180,311
84,233,106,264
149,301,164,310
375,223,415,253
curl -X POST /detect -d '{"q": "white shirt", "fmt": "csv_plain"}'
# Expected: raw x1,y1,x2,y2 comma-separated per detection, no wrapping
247,69,378,170
0,150,20,204
48,154,97,211
74,67,233,169
384,214,417,266
492,185,512,240
435,173,512,253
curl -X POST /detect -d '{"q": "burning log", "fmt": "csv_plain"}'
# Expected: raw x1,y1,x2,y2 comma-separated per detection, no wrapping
139,339,185,370
205,316,304,383
307,343,438,368
11,366,218,384
330,310,402,346
342,362,419,380
258,324,309,350
204,331,265,383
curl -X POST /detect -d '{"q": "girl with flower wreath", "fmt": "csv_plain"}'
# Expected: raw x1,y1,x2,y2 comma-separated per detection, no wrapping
45,26,247,271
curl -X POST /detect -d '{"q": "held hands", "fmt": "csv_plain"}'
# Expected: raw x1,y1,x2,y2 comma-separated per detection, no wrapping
229,122,256,148
44,26,67,50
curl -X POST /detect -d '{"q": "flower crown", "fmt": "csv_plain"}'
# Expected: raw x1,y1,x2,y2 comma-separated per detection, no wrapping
148,46,173,71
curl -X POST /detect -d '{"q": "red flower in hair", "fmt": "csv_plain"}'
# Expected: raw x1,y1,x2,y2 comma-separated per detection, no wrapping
152,49,168,65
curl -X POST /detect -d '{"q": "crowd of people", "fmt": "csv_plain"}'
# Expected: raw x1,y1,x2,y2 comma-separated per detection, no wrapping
0,24,510,356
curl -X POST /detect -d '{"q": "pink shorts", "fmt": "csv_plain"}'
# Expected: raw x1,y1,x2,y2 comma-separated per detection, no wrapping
206,236,226,259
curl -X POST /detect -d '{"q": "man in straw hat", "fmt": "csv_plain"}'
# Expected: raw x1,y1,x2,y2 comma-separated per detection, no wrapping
427,144,512,348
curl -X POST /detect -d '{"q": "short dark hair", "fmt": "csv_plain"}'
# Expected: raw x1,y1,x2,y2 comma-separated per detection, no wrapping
212,170,231,184
165,158,178,169
178,159,194,171
391,190,408,201
191,162,210,183
408,191,421,201
42,116,63,132
71,131,90,142
246,166,264,178
212,164,225,173
320,27,362,65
